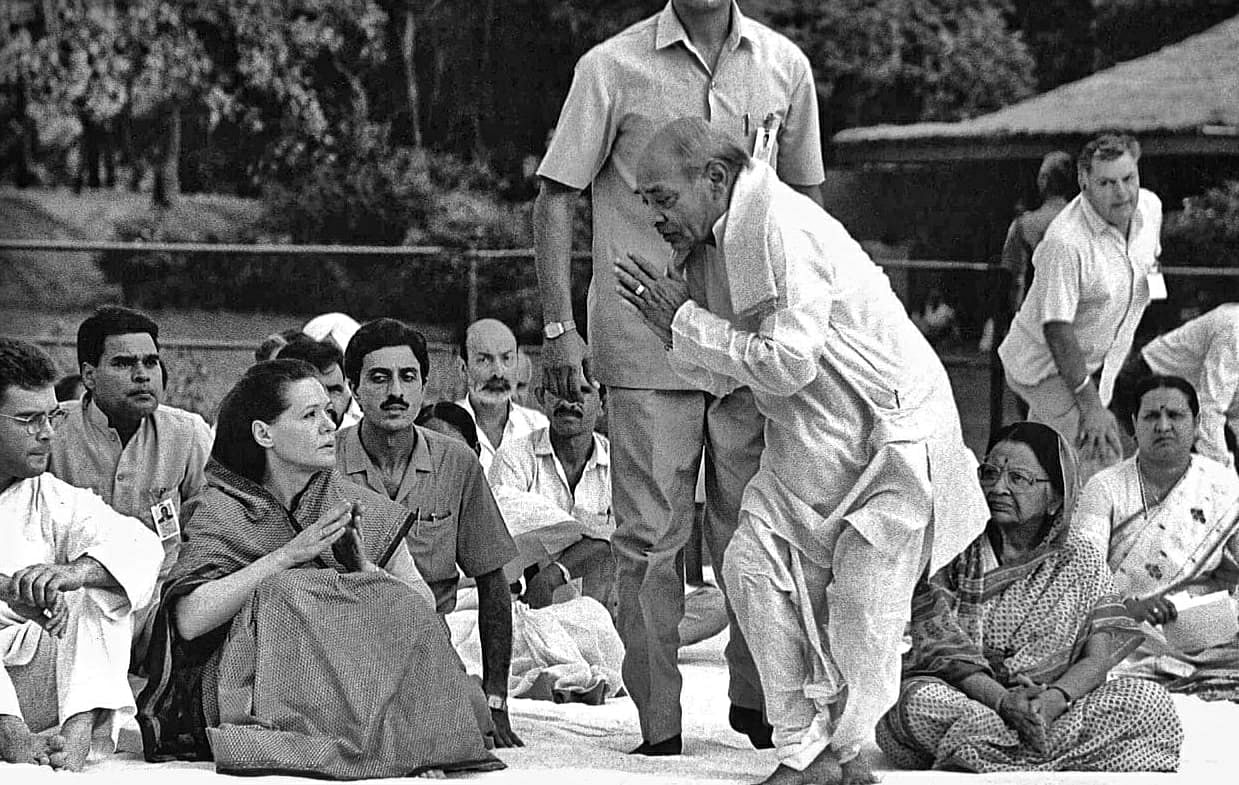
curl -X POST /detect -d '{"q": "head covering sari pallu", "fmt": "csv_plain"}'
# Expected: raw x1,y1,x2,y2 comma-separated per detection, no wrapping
879,423,1182,774
137,459,503,778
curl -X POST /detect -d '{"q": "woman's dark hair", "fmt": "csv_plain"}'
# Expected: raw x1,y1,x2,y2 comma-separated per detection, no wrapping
213,359,319,483
1133,374,1200,419
986,421,1065,496
415,400,480,454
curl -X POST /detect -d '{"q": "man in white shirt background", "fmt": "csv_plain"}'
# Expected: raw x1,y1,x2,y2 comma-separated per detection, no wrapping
489,380,615,610
998,133,1163,480
457,318,548,474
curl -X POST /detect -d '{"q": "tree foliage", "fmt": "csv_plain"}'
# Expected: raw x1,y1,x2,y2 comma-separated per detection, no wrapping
753,0,1036,133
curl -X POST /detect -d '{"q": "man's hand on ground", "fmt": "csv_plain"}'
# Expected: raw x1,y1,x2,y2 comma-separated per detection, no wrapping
489,708,524,748
541,329,592,403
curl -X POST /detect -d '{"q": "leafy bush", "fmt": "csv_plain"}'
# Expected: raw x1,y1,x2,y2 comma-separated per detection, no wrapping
1162,180,1239,268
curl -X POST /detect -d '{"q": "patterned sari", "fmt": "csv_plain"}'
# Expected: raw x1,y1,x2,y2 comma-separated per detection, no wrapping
877,426,1182,772
136,460,503,778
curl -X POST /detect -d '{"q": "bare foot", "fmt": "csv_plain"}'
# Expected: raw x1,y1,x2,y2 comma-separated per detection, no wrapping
1,714,36,764
416,769,446,779
756,747,843,785
47,710,94,771
840,754,880,785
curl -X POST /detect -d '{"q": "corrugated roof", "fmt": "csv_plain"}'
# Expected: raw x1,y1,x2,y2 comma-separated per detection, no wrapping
833,14,1239,146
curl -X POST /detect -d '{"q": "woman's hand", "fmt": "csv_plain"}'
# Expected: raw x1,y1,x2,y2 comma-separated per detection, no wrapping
1125,595,1178,626
1030,686,1071,727
277,501,352,568
331,503,379,573
996,685,1048,753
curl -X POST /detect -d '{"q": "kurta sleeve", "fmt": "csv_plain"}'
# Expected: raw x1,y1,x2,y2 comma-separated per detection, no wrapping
668,295,829,398
1193,329,1239,467
59,485,164,617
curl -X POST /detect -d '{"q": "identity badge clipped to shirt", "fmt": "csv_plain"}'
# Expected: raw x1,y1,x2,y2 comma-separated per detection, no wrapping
751,112,780,165
150,498,181,541
1147,266,1168,301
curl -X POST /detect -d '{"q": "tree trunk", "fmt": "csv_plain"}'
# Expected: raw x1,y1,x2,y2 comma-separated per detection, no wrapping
152,104,181,208
402,7,422,148
472,0,494,160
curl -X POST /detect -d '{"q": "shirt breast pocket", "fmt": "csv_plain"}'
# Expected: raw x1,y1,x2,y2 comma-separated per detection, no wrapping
405,510,456,580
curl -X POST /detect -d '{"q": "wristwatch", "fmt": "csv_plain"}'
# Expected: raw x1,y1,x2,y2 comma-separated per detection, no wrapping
486,694,507,712
542,319,576,340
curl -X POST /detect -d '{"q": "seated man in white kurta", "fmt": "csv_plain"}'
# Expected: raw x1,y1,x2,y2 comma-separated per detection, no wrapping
614,117,987,785
0,338,162,770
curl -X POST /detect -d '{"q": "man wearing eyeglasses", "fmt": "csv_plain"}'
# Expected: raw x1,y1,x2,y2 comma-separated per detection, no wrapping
1,338,163,770
47,307,212,671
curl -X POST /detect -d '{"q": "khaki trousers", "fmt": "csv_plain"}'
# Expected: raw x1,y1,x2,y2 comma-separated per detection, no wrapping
609,386,764,743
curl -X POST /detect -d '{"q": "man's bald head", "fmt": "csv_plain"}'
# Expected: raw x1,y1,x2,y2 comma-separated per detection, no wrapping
461,318,519,405
635,117,749,255
637,117,750,184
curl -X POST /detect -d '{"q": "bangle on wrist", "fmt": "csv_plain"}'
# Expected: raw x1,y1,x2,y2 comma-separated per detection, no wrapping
1047,685,1073,704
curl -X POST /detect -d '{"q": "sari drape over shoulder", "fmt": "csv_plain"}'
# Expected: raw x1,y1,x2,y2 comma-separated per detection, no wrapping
136,460,502,778
878,426,1182,773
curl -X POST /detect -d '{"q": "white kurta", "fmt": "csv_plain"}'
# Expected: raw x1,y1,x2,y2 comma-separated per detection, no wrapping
1,474,163,746
666,160,987,767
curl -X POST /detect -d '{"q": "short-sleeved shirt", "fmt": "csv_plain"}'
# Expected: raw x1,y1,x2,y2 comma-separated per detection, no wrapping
455,396,549,475
489,427,614,541
1142,304,1239,466
537,0,825,389
335,422,517,613
999,188,1163,406
48,395,213,583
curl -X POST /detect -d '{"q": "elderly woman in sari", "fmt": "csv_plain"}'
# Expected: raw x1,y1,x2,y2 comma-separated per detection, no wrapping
1075,374,1239,626
877,421,1181,772
137,360,502,779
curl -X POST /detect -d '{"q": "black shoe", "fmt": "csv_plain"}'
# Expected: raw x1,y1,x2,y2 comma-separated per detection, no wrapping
729,705,774,749
630,734,682,756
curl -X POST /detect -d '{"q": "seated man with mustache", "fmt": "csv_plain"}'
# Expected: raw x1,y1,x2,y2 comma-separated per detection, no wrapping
335,318,524,749
456,319,548,475
489,380,616,611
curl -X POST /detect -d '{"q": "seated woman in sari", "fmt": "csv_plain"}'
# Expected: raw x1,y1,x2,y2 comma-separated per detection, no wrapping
1076,374,1239,628
137,360,502,779
877,421,1181,773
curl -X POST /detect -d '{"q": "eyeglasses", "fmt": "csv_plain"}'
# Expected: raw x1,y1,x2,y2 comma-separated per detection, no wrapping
0,408,69,435
977,462,1051,491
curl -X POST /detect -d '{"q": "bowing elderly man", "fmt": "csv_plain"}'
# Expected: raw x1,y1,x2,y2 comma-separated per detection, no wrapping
614,117,987,785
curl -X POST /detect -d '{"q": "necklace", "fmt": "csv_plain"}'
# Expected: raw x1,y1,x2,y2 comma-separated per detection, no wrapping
1135,457,1189,519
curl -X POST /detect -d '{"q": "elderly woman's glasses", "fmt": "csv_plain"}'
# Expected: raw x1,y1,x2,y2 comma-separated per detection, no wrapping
0,408,69,435
977,462,1050,490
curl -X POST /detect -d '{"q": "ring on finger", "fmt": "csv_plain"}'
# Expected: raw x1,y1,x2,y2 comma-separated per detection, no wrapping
634,283,646,297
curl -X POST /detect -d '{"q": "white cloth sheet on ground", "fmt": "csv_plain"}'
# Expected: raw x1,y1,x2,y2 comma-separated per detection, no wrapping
9,627,1239,783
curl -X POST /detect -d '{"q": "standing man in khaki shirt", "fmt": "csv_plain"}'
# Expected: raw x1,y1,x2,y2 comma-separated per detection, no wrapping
534,0,825,755
48,306,212,670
